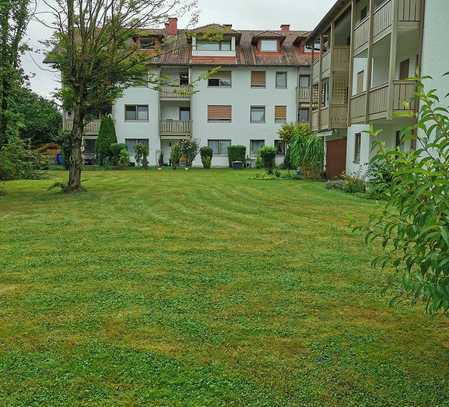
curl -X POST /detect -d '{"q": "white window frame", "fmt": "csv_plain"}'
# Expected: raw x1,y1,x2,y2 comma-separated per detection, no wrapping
276,72,288,89
125,105,149,121
260,39,278,52
208,139,231,156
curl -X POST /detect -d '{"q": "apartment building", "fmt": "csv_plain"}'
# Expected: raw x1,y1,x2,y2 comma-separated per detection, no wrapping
307,0,449,178
62,20,313,167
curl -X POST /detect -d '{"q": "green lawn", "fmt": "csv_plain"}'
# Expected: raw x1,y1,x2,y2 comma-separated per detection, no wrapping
1,169,448,406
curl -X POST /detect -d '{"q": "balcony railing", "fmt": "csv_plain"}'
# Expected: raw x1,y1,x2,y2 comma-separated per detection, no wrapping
352,0,421,54
63,119,101,135
321,51,331,77
311,110,319,132
297,87,311,103
312,59,320,84
160,85,193,100
350,80,417,123
160,120,192,136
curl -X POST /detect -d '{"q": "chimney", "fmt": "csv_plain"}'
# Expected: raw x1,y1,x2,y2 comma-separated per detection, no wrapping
165,18,178,36
280,24,290,32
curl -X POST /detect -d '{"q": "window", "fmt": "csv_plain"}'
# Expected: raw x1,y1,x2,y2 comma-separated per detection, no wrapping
208,71,232,88
354,133,361,163
180,72,189,86
274,140,286,155
208,105,232,122
250,140,265,156
275,106,287,123
83,139,96,155
126,139,149,156
298,108,310,123
276,72,288,89
251,71,266,88
250,106,266,123
179,107,190,121
321,79,329,107
299,75,310,88
304,43,314,53
140,37,155,49
125,105,149,121
208,139,231,155
260,39,278,52
197,40,232,51
399,59,410,80
357,70,364,94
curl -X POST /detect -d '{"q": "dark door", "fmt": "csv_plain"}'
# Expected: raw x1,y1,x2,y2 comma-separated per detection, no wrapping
399,59,410,80
326,138,347,179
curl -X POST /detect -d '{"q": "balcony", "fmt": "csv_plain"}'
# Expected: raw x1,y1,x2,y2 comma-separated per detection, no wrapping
350,80,417,123
63,119,101,135
352,0,422,55
297,87,311,103
159,86,192,101
160,120,192,138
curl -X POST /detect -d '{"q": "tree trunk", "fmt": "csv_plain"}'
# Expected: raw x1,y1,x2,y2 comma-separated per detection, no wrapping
68,106,84,192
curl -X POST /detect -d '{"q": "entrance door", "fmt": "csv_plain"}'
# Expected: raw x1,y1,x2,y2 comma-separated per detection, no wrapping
326,138,347,179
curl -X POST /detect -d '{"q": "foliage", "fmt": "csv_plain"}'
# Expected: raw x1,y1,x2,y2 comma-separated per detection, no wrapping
362,78,449,313
258,145,276,174
278,122,311,145
110,143,128,167
366,156,395,199
200,146,213,169
0,0,32,147
158,152,164,167
0,138,44,180
135,143,149,169
96,116,117,166
118,148,130,168
289,129,324,179
327,174,366,194
178,139,199,167
227,145,246,167
56,131,72,170
170,143,182,169
10,86,62,145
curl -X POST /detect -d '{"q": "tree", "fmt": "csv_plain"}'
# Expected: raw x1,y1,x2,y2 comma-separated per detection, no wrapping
44,0,198,191
258,145,276,174
135,143,149,168
11,86,62,145
0,0,33,146
200,146,213,169
96,116,117,166
362,77,449,313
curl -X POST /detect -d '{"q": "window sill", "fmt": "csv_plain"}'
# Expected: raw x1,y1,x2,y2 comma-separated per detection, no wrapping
125,120,150,123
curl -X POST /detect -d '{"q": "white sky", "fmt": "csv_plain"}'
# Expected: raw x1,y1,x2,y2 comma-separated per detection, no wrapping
23,0,335,99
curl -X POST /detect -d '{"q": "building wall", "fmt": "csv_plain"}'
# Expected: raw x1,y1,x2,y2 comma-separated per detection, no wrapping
190,66,301,167
112,86,161,165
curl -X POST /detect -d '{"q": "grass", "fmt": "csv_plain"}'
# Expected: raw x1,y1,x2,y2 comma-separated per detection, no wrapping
0,169,448,406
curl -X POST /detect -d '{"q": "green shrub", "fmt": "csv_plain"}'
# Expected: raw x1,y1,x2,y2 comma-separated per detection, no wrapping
258,145,276,174
158,152,164,167
0,138,44,180
366,156,395,199
96,116,117,165
289,130,324,179
327,174,366,194
118,148,129,168
110,143,127,166
200,146,213,169
170,143,182,169
179,139,199,167
361,78,449,313
228,145,246,167
135,143,149,168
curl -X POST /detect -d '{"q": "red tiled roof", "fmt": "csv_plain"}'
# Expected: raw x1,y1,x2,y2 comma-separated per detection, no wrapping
141,26,312,67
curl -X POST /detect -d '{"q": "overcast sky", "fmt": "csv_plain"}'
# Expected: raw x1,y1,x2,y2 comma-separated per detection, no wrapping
23,0,334,99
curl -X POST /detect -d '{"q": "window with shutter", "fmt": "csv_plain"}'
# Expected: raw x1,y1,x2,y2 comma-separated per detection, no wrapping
207,105,232,122
251,71,266,88
275,106,287,123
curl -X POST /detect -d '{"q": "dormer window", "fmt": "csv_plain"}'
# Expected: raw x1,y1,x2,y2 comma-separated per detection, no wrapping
260,39,278,52
139,37,156,49
196,40,232,51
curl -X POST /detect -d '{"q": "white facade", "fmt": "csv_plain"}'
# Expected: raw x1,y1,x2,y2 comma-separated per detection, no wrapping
110,65,308,167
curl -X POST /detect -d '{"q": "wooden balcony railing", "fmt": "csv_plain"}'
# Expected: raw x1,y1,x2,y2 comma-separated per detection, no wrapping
353,17,369,54
297,87,311,103
373,0,393,42
321,51,331,77
63,119,101,135
368,83,389,118
160,85,192,99
160,120,192,136
392,80,417,112
311,110,319,132
350,92,367,123
312,59,320,84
